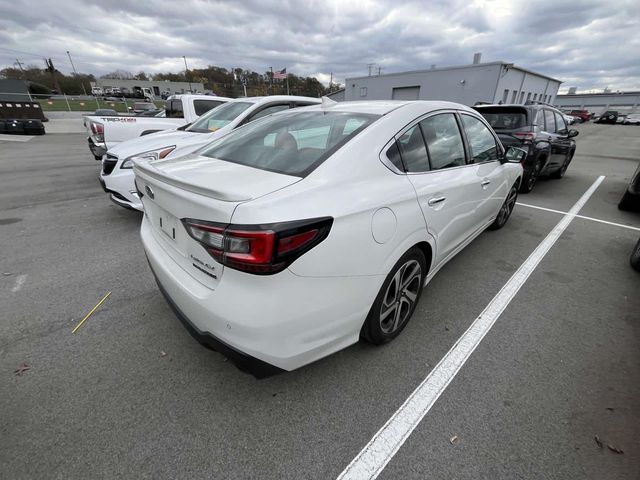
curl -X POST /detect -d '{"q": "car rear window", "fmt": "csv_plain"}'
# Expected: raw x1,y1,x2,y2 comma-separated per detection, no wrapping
475,108,529,130
200,111,380,177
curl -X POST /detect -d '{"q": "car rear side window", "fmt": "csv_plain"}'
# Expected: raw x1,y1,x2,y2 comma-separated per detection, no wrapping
397,125,429,172
420,114,466,170
166,99,184,118
385,141,404,171
460,114,499,163
194,100,224,116
543,109,556,133
200,111,379,177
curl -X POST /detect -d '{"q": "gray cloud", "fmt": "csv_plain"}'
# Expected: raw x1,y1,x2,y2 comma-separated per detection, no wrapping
1,0,638,92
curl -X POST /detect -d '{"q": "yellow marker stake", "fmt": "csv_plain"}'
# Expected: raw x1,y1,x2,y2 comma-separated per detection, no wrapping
72,292,112,334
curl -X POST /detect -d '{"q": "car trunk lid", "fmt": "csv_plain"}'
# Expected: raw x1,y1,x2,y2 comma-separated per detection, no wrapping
133,155,301,288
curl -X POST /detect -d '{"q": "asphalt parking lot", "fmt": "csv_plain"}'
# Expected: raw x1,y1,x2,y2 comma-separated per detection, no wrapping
1,123,639,479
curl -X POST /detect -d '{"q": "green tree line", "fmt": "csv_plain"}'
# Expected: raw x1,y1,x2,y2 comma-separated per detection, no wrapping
1,63,337,98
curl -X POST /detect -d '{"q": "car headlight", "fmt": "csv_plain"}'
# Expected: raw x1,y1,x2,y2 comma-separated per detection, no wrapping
121,146,176,169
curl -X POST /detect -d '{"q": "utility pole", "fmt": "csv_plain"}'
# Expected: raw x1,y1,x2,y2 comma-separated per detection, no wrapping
270,66,274,94
367,63,375,76
182,56,193,92
377,66,382,76
329,72,333,91
14,59,26,79
66,50,87,95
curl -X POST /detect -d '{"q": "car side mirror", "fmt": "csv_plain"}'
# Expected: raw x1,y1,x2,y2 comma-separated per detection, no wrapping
503,146,527,163
568,129,579,138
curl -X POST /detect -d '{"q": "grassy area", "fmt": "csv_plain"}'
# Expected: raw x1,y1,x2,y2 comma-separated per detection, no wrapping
39,99,164,112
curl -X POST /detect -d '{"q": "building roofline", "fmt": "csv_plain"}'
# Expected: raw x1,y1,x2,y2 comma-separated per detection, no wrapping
558,91,640,97
346,61,562,84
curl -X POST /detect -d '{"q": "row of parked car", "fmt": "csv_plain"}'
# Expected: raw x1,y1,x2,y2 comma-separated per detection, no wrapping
84,96,585,375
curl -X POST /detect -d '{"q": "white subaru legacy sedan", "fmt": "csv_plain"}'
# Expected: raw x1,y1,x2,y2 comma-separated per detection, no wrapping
134,100,524,376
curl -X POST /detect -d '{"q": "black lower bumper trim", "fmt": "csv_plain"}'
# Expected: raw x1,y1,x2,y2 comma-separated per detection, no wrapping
148,261,284,379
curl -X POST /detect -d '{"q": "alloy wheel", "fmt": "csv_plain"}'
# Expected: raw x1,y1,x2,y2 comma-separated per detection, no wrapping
497,187,518,225
380,260,422,334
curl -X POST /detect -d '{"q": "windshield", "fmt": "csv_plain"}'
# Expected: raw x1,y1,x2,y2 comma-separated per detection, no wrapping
200,111,380,177
187,101,252,133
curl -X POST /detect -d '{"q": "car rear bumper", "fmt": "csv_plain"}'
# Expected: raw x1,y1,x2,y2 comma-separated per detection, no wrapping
141,216,380,374
88,137,107,158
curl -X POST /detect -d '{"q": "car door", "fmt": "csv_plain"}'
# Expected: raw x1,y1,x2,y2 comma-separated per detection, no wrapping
459,113,508,224
399,112,486,265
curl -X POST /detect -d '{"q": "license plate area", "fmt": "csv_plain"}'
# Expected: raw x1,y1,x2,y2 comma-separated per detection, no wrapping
158,207,179,242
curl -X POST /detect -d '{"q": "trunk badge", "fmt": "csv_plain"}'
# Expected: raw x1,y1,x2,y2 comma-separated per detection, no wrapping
145,185,154,199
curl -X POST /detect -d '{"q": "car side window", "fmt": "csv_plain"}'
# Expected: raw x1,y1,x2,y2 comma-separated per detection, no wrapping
249,104,290,122
194,100,223,116
385,141,405,172
554,112,568,134
166,99,184,118
460,114,499,163
419,113,466,170
397,125,429,172
544,109,556,133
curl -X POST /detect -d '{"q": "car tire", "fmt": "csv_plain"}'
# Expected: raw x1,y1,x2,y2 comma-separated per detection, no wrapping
551,152,573,179
520,160,543,193
618,191,639,212
361,247,426,345
489,183,518,230
631,238,640,272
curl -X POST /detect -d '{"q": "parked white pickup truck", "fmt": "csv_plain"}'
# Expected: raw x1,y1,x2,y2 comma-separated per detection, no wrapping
85,94,232,160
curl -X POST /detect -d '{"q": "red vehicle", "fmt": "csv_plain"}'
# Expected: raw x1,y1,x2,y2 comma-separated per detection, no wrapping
569,110,590,122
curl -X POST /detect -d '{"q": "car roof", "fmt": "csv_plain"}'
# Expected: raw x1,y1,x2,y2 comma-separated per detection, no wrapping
300,100,474,116
240,95,321,105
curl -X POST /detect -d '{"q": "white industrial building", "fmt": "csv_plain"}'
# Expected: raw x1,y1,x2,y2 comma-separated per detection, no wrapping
555,91,640,114
344,55,562,107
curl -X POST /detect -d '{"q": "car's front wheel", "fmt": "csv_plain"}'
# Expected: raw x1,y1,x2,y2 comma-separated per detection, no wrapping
489,183,518,230
361,248,426,344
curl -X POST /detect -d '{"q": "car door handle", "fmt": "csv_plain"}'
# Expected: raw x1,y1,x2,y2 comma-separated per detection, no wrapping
481,179,491,187
428,196,446,206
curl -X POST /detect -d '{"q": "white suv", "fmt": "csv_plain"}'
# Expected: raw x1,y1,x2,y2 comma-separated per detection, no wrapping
134,100,524,376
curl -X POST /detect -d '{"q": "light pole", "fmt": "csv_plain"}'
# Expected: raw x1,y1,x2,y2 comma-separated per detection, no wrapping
66,50,87,95
183,56,193,92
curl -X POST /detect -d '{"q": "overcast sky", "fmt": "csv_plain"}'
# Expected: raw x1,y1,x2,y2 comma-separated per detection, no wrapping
1,0,638,93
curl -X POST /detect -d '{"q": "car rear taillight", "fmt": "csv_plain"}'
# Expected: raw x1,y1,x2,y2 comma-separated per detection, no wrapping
90,121,104,142
182,217,333,275
513,131,536,143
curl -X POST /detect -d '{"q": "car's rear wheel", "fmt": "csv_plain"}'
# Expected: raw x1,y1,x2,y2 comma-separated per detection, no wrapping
489,183,518,230
361,248,426,344
551,152,573,179
520,160,543,193
630,238,640,272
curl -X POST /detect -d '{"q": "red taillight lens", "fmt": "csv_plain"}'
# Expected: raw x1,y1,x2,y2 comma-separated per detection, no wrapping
513,131,535,143
181,217,333,275
90,121,104,142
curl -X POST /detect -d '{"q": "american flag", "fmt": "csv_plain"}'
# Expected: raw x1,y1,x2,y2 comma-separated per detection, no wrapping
273,68,287,80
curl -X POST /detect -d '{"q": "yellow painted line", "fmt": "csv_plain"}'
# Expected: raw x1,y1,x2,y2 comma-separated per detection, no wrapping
72,292,112,334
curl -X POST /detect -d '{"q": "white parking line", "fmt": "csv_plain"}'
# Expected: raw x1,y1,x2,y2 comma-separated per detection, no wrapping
11,274,27,293
337,175,606,480
0,134,34,143
517,202,640,232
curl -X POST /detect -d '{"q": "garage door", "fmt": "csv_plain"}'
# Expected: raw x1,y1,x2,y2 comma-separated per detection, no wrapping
392,86,420,100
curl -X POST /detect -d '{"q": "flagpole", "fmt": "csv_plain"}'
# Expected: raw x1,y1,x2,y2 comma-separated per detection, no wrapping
286,75,290,95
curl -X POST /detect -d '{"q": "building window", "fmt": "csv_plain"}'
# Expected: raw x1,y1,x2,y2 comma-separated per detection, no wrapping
502,89,509,103
526,92,532,103
511,91,518,103
533,93,537,101
360,87,367,97
519,92,525,104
